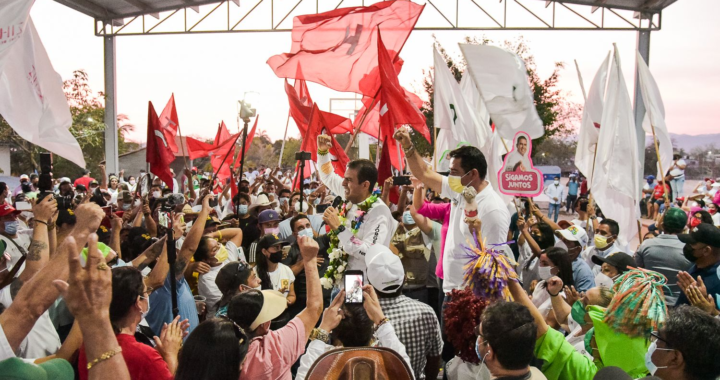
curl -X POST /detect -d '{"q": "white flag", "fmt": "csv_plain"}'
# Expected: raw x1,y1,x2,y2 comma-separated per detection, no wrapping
636,52,673,180
591,46,639,247
432,48,486,172
575,52,611,185
0,15,86,168
459,44,544,140
0,0,32,71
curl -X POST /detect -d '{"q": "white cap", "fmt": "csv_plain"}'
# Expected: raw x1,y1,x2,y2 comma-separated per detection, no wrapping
59,177,71,184
365,245,404,294
712,183,720,188
556,225,589,248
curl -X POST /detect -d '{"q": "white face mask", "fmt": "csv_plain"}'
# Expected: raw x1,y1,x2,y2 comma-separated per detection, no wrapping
140,296,150,319
554,181,560,186
297,228,314,239
645,341,672,375
594,273,614,289
152,191,161,199
538,265,554,280
129,180,136,186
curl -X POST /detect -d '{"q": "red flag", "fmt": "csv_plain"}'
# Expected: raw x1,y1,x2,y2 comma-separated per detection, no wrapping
230,174,239,198
268,1,424,96
186,133,240,181
233,115,259,167
158,94,180,153
214,121,231,146
146,101,175,187
300,104,350,177
354,88,423,139
377,134,401,204
285,80,353,135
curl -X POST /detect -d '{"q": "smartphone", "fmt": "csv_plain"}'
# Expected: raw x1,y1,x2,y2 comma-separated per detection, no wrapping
344,270,364,304
158,212,169,228
15,201,32,211
101,206,112,218
393,176,411,186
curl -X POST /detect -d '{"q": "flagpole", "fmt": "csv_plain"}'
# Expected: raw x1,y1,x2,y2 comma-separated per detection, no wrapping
433,125,438,171
345,89,381,153
650,123,670,203
278,112,291,167
395,126,403,175
574,59,588,102
576,58,599,190
210,133,243,185
176,124,190,171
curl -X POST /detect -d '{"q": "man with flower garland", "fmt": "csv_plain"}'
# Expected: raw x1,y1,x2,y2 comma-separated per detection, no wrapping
316,135,396,289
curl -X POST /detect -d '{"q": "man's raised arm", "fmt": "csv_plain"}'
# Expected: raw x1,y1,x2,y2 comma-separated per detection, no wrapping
315,135,345,197
394,129,443,193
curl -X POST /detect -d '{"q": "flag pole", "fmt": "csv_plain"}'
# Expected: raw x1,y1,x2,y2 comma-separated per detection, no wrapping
650,123,670,203
278,112,291,167
395,126,404,175
210,133,243,185
433,125,438,171
176,124,190,171
576,59,599,190
574,59,588,102
345,89,381,153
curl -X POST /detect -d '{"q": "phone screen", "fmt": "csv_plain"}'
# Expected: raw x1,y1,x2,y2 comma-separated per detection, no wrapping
344,271,364,304
158,212,169,228
15,201,32,211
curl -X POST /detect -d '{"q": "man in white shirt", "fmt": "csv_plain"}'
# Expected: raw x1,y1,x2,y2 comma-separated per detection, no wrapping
195,231,246,316
544,176,564,223
316,135,395,283
580,218,623,274
394,129,510,344
503,135,531,173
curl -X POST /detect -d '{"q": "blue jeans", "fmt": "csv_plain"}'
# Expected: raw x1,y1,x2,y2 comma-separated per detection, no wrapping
548,203,560,222
670,177,685,200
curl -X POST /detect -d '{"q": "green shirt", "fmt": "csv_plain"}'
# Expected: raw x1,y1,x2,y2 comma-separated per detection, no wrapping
534,328,597,380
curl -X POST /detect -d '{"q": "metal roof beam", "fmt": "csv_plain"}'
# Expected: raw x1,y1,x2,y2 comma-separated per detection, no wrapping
54,0,116,19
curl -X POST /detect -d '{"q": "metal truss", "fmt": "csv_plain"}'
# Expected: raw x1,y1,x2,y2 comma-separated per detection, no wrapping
94,0,662,36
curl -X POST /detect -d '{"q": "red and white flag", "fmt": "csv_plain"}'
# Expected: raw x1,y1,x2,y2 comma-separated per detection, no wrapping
146,102,175,187
187,133,240,181
285,80,353,135
268,1,424,96
0,4,86,168
158,93,180,153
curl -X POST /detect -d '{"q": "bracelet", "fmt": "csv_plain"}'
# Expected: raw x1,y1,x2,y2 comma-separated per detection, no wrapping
310,328,330,343
87,347,122,370
217,230,223,241
374,317,390,331
318,149,329,156
47,223,56,231
35,220,48,227
402,144,416,156
547,290,560,297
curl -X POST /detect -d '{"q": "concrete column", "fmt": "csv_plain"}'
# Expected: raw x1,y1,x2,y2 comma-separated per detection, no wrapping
103,35,119,174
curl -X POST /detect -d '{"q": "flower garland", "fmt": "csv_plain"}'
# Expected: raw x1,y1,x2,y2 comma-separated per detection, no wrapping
321,189,381,289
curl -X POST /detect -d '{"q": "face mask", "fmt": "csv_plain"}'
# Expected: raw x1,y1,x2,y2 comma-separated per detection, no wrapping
297,228,314,239
538,265,554,280
402,211,415,225
683,244,699,262
129,180,136,186
122,203,132,211
645,341,672,375
554,181,560,186
447,171,472,193
152,191,161,199
594,235,610,249
4,220,19,235
295,200,308,213
268,250,283,263
690,217,702,228
303,189,312,195
313,197,320,206
475,339,489,366
571,301,588,326
238,204,248,215
709,208,717,215
214,245,229,263
20,211,33,220
279,197,289,205
584,327,595,354
594,272,614,289
265,227,280,235
140,296,150,319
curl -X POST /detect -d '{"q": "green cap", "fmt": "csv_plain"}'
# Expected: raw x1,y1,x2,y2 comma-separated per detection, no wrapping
0,357,74,380
663,207,688,231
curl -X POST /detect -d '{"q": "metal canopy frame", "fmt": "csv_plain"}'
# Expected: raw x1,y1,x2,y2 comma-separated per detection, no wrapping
89,0,665,36
51,0,678,177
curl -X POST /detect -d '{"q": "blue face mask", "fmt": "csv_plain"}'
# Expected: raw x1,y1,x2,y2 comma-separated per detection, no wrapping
297,228,314,239
238,204,248,215
4,220,18,235
313,197,320,206
303,189,312,195
402,211,415,225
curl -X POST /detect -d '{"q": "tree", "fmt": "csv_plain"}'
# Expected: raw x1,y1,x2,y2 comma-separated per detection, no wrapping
419,35,581,158
0,70,137,178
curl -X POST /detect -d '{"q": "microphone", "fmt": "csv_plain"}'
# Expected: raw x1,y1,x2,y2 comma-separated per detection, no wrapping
323,196,344,233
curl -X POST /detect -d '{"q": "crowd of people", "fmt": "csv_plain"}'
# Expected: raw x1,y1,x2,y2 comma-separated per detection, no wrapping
0,132,719,380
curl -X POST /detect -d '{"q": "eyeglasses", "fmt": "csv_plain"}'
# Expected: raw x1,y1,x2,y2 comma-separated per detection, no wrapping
650,331,674,349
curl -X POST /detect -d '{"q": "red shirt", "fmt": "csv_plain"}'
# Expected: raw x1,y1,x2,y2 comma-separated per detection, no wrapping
653,184,669,200
74,176,95,189
580,180,588,196
78,333,173,380
240,317,306,380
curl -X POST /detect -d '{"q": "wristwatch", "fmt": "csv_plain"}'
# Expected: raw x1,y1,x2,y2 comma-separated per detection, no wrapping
310,328,330,343
334,225,346,234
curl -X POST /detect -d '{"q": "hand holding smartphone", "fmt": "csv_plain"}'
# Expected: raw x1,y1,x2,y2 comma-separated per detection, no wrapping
344,270,364,304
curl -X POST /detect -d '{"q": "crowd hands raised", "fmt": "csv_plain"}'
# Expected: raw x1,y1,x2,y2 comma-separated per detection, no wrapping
0,131,718,380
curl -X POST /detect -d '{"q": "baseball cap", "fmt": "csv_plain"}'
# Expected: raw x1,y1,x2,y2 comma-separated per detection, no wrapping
258,209,281,224
19,174,29,180
0,357,73,380
205,215,221,227
75,184,87,192
89,180,99,186
678,223,720,248
59,177,71,185
0,203,21,217
556,225,589,247
591,252,635,273
663,208,688,231
365,245,404,294
258,233,290,251
216,261,254,305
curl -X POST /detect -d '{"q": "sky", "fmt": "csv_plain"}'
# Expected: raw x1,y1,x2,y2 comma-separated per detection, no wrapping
29,0,720,144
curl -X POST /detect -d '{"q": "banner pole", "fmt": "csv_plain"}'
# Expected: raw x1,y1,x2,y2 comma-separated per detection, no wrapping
278,112,291,167
176,124,189,171
650,123,670,203
345,89,381,153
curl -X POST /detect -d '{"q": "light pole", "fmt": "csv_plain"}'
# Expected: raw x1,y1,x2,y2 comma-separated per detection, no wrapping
235,93,257,217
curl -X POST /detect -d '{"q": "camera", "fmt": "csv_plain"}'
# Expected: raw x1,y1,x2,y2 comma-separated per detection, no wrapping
157,193,185,213
295,151,311,161
37,153,54,202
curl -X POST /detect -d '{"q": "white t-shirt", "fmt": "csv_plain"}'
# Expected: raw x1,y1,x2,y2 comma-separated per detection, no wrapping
713,213,720,227
0,321,14,361
1,234,31,275
669,159,686,177
0,286,61,359
198,260,229,316
531,280,565,319
254,264,295,298
440,178,511,293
